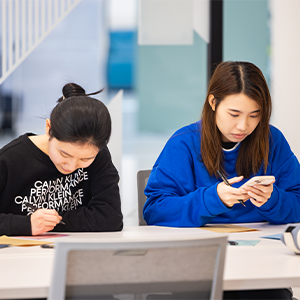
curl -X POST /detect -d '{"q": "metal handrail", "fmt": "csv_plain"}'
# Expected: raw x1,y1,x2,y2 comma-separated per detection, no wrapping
1,0,82,85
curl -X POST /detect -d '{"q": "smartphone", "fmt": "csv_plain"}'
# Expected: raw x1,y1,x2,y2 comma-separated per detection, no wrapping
239,175,275,189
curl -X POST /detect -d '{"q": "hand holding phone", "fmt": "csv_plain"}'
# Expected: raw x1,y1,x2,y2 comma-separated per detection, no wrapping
239,175,275,189
239,175,275,208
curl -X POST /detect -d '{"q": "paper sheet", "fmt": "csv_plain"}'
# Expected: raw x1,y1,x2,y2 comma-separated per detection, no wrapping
260,233,282,240
200,224,259,233
0,235,53,247
15,233,68,240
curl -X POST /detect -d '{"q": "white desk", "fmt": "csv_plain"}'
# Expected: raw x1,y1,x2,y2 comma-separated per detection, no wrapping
224,222,300,291
0,223,300,299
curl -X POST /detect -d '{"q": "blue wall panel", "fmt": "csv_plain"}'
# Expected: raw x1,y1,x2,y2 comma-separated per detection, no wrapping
223,0,270,82
137,32,207,133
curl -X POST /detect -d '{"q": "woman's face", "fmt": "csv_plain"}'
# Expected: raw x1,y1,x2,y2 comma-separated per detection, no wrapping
209,93,261,143
47,138,99,174
45,118,99,174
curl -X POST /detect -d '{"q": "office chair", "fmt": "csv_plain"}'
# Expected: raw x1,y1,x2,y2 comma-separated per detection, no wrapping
137,169,151,226
48,235,227,300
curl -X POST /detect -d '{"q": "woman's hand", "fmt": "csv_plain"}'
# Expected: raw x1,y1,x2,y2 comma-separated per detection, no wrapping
242,181,275,207
217,176,250,207
30,209,62,235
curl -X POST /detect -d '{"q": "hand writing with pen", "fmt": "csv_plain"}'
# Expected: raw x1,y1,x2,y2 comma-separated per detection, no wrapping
216,174,249,207
25,203,65,236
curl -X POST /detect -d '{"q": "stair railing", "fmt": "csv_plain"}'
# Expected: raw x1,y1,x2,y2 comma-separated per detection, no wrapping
1,0,82,85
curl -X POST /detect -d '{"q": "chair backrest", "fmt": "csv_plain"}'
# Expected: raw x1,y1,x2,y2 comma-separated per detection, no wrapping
48,235,227,300
137,169,151,226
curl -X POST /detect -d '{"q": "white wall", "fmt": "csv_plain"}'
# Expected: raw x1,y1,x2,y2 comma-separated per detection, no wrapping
270,0,300,158
271,4,300,296
106,0,137,30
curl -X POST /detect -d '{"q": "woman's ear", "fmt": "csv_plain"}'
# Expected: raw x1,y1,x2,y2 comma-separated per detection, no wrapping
208,94,216,111
45,119,51,137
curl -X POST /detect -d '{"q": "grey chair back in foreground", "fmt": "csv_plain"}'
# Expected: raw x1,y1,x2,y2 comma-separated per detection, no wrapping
48,235,227,300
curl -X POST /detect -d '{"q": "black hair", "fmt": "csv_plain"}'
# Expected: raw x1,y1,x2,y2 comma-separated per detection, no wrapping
49,83,111,150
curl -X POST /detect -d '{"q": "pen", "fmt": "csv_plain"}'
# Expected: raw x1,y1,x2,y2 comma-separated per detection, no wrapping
217,170,246,207
41,244,55,249
25,202,66,225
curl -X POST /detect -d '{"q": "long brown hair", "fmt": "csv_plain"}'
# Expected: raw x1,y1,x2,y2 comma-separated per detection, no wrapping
201,61,272,178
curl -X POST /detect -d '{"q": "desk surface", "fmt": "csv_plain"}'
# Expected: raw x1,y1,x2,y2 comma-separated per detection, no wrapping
0,223,299,299
225,222,300,290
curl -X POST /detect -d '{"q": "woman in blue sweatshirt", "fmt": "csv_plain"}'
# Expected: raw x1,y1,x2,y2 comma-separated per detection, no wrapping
144,61,299,299
144,61,300,227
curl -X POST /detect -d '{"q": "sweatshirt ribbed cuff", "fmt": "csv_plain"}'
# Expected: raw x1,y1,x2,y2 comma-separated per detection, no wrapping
10,214,32,236
203,183,231,216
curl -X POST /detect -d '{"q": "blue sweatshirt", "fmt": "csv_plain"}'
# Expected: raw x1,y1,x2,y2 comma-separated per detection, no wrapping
144,121,300,227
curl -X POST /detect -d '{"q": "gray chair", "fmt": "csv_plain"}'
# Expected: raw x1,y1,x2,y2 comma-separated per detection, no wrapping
137,169,151,226
48,235,227,300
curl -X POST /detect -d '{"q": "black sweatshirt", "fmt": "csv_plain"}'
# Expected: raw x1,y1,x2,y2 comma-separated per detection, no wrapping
0,133,123,235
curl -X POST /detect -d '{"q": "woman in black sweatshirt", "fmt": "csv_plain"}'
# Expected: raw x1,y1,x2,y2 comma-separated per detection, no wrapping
0,83,123,235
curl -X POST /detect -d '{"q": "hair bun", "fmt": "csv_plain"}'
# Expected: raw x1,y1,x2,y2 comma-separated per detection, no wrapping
62,82,86,98
57,83,86,103
57,83,105,103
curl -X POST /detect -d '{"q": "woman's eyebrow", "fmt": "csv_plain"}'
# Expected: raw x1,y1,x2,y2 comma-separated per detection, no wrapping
81,156,97,160
60,149,72,157
228,109,241,113
228,108,260,113
60,149,96,160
